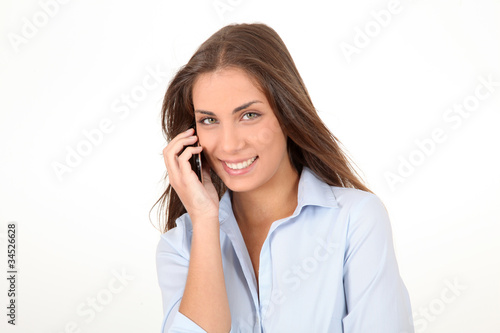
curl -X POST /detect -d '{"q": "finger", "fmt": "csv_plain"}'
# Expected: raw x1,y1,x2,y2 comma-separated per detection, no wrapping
162,127,195,159
163,135,198,171
174,127,195,140
177,145,203,162
162,128,197,184
164,135,198,159
178,145,204,177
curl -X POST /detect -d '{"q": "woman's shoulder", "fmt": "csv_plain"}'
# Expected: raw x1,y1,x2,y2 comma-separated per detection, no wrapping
329,186,388,222
327,186,393,244
300,167,386,218
328,184,378,206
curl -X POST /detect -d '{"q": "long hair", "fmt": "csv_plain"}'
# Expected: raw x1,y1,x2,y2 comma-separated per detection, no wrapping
150,23,371,233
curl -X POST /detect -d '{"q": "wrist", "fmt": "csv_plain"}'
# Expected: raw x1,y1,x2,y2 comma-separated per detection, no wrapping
191,215,220,232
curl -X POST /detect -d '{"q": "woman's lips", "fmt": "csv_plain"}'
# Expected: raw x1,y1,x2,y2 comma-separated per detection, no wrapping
224,156,257,169
221,156,258,175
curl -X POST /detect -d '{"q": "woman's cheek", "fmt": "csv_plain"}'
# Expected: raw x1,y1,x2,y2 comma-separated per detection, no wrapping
246,121,283,147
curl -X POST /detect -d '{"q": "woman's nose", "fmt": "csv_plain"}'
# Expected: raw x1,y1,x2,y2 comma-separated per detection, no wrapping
221,125,245,153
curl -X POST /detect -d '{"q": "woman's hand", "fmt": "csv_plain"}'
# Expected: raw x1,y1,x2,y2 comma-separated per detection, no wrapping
163,127,219,222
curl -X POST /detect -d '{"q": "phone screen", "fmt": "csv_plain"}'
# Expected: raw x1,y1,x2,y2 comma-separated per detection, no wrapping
189,125,203,182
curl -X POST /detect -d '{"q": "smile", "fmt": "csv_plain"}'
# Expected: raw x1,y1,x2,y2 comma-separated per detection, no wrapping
224,156,258,170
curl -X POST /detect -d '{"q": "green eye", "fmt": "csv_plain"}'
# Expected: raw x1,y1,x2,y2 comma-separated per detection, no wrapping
243,112,260,120
202,117,217,124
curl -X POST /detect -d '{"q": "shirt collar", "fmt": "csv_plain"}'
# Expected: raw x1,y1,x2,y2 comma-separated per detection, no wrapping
218,166,338,225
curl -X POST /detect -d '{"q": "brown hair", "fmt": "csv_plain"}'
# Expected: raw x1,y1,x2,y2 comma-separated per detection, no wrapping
150,23,371,233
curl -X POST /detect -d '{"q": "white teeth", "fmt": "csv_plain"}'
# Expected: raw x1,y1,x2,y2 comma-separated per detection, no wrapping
225,156,257,170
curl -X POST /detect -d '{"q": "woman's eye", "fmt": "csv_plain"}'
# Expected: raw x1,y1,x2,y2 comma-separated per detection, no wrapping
200,117,217,124
242,112,260,120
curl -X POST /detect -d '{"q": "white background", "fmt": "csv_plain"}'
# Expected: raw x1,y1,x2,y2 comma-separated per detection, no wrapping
1,0,499,332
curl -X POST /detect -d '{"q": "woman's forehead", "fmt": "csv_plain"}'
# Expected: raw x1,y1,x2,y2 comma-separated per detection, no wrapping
192,68,268,112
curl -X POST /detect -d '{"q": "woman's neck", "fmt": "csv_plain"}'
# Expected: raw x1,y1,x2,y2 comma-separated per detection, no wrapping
230,164,300,230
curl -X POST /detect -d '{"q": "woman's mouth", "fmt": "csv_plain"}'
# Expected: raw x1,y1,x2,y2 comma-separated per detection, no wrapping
221,156,258,175
224,156,258,170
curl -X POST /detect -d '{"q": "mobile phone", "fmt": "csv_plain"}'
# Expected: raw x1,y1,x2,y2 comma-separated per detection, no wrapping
189,125,203,182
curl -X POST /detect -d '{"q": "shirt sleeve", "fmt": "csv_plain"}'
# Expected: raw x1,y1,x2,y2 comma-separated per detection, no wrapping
156,222,207,333
342,194,414,333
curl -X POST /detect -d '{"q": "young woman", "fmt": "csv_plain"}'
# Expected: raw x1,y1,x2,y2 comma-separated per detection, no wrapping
154,23,414,333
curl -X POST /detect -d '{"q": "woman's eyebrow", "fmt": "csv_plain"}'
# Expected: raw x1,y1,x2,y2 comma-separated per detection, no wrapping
195,100,262,116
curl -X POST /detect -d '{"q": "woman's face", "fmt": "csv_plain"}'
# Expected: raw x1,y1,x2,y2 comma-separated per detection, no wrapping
192,67,292,193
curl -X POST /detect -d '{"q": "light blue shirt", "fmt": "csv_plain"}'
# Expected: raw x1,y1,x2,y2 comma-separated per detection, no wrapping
156,167,414,332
